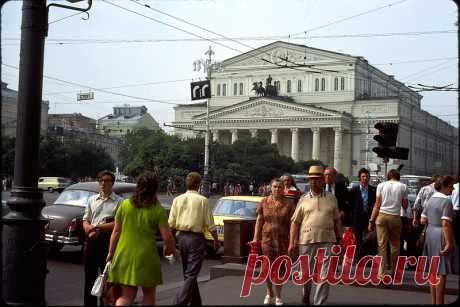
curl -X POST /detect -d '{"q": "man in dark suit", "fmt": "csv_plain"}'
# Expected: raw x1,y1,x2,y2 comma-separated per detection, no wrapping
350,168,377,259
324,167,351,227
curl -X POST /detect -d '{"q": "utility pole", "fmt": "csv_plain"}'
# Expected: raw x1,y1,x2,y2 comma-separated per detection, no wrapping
193,46,221,197
1,1,92,304
365,111,370,168
2,1,48,304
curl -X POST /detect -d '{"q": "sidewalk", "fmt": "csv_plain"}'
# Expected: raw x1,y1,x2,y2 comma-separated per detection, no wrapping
153,263,459,305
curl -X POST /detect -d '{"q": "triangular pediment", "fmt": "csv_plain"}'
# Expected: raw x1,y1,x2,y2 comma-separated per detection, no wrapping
192,97,344,121
223,41,356,69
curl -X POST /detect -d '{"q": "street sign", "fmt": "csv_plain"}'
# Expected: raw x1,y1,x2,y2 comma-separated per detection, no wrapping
190,80,211,101
77,92,94,101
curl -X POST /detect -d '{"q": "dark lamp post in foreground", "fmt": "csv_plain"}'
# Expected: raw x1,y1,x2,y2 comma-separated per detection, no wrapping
1,0,91,305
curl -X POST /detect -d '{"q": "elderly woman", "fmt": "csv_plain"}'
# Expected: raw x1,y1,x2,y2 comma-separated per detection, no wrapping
248,178,296,306
281,173,302,205
421,175,459,305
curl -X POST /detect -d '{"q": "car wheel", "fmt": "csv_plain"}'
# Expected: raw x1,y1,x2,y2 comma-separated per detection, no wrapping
47,187,54,193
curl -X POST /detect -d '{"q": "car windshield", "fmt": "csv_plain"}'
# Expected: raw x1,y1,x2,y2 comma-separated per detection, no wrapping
297,183,310,193
213,199,258,217
54,190,97,207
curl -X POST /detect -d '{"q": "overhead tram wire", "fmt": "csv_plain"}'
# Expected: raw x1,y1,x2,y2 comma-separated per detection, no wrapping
43,78,193,95
2,63,178,106
290,0,411,36
1,30,455,46
105,0,326,74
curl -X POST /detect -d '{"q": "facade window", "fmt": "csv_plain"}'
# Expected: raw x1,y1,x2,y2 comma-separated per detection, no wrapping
274,81,280,91
341,77,345,90
217,84,221,96
222,84,227,96
334,77,338,91
239,82,244,95
321,78,325,91
287,80,291,93
315,78,319,91
233,83,238,96
297,80,302,92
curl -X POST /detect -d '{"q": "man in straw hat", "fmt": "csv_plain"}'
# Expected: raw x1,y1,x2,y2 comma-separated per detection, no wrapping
288,165,341,305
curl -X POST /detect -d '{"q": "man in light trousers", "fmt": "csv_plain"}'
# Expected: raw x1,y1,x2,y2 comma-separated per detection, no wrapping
289,165,341,305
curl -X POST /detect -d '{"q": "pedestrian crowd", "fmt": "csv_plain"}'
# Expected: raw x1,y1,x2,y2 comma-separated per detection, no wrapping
81,165,459,306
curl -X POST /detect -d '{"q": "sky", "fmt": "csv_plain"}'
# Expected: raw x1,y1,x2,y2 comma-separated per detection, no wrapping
1,0,458,131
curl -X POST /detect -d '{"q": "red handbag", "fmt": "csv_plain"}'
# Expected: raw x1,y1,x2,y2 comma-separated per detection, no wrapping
341,227,356,249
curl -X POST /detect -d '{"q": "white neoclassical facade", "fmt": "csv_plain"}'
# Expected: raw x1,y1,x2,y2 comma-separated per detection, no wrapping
173,41,458,178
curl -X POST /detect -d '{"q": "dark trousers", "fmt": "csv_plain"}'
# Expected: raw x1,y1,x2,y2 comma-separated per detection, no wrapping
174,232,206,306
454,211,460,249
84,232,110,306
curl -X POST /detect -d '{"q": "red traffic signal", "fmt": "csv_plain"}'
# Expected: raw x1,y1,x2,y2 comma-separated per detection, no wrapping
373,123,398,147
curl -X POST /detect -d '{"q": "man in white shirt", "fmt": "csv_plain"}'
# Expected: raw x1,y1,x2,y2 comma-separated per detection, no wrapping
369,169,408,279
451,178,460,249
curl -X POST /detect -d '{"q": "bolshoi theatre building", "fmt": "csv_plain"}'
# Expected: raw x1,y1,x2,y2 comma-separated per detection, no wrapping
172,41,458,178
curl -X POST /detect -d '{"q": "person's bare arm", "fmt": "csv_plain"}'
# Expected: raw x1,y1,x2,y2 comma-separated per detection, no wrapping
368,196,381,231
159,225,177,256
106,220,122,262
440,219,454,256
288,222,299,256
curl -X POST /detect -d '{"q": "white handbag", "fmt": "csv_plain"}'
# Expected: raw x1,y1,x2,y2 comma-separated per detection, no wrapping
91,261,111,297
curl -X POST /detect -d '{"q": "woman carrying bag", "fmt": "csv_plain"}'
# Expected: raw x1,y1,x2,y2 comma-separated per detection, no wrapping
106,171,177,306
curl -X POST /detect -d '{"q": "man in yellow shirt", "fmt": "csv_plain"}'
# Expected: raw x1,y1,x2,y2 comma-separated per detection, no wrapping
168,172,220,306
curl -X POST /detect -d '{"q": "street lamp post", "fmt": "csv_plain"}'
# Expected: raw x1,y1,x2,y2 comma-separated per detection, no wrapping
2,1,48,304
1,1,92,304
193,46,222,197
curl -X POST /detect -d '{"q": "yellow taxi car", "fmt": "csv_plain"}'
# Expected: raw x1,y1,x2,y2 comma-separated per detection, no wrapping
204,195,262,255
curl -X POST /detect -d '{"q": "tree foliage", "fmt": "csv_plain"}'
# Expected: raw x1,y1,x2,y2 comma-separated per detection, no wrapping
2,135,114,179
119,129,329,191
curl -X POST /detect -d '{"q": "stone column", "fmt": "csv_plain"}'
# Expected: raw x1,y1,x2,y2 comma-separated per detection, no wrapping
249,129,258,138
231,129,238,144
212,130,219,142
311,127,321,160
333,127,343,173
270,128,279,144
291,128,299,162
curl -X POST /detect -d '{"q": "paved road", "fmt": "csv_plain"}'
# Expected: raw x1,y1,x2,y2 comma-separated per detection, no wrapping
45,244,221,305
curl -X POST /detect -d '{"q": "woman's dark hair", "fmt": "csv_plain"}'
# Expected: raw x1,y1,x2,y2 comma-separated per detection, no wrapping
434,175,455,192
131,171,159,208
97,170,115,183
186,172,201,190
358,168,369,177
387,169,400,181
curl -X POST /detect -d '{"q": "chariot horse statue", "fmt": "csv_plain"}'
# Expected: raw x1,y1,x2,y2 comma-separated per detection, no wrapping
252,82,265,96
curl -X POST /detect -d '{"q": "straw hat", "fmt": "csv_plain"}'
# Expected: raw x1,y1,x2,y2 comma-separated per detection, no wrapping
307,165,324,178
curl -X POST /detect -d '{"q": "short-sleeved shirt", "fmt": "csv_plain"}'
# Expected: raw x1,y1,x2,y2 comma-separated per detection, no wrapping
413,184,435,213
168,190,216,233
451,183,459,211
291,191,340,244
376,180,408,216
421,192,455,224
82,192,123,226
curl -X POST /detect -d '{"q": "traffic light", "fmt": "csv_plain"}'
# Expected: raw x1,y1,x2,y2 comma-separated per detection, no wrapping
372,122,409,160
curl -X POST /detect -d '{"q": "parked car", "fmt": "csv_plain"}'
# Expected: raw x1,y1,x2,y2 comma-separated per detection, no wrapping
297,182,310,194
38,177,72,193
203,195,262,255
41,181,171,252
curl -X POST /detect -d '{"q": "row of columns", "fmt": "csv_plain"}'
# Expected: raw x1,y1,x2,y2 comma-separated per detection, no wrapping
211,127,344,170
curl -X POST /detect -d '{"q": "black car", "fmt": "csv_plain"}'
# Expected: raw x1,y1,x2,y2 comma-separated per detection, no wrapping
41,181,170,252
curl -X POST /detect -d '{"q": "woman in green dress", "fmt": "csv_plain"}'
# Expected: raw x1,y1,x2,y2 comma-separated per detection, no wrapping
106,171,177,306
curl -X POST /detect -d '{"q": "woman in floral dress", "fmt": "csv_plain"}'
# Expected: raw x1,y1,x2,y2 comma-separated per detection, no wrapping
249,178,296,306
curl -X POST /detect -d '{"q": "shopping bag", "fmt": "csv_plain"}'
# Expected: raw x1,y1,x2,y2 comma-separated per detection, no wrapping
91,261,111,297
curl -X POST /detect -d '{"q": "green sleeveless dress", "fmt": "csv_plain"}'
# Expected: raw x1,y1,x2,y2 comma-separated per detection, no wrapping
108,199,168,287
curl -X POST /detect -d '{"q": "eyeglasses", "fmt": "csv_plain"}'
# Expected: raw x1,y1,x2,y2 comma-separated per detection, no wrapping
98,179,113,183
